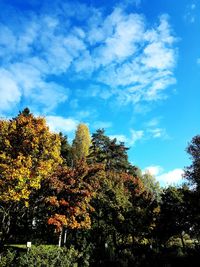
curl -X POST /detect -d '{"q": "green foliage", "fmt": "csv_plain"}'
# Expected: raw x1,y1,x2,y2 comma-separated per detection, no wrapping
155,186,191,252
89,129,130,171
0,245,89,267
0,248,16,267
141,171,162,202
59,132,73,167
184,135,200,189
18,245,79,267
1,109,200,265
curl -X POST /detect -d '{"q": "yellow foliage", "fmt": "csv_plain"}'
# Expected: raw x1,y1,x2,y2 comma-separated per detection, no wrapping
0,110,62,204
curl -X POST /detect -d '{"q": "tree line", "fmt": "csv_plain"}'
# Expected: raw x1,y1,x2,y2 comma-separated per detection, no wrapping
0,108,200,266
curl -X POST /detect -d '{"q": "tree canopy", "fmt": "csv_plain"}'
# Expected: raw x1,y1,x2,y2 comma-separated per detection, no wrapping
1,109,200,266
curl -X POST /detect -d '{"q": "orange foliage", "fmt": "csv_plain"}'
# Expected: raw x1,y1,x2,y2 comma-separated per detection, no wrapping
45,161,103,233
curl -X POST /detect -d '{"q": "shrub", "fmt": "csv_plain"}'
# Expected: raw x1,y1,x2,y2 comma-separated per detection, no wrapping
18,245,79,267
0,245,89,267
0,248,16,267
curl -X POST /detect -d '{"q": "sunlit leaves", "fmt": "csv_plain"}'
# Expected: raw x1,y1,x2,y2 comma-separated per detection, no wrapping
0,109,62,203
72,124,91,162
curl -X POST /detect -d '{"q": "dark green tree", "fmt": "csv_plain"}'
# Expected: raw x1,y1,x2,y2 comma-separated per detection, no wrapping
59,132,73,167
184,135,200,243
184,135,200,189
89,129,130,171
155,186,190,252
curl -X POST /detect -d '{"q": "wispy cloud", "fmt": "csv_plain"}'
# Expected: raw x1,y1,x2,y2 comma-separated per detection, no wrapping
145,118,160,127
184,3,197,23
108,129,144,146
147,128,168,139
0,1,177,116
94,121,112,130
0,69,21,111
108,123,168,147
130,129,144,145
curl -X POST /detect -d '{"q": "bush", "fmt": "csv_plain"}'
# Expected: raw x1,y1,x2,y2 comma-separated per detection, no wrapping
0,245,90,267
0,248,16,267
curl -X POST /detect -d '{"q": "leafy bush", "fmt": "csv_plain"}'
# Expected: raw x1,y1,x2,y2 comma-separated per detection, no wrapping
18,245,79,267
0,245,91,267
0,248,16,267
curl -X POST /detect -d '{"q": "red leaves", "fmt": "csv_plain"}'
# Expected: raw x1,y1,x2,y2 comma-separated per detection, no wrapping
44,162,103,233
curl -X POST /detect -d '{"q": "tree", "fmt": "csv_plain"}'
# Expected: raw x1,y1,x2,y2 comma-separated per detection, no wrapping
155,186,190,252
0,108,62,243
59,132,73,167
184,135,200,242
184,135,200,189
141,171,162,202
89,129,130,171
39,161,103,246
88,168,160,265
72,124,91,163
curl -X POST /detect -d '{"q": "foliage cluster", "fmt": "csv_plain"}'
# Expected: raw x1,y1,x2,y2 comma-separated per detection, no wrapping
0,245,87,267
0,108,200,266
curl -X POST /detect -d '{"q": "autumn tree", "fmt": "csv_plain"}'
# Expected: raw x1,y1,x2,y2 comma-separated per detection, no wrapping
33,161,103,245
88,167,160,265
72,124,91,163
0,108,62,243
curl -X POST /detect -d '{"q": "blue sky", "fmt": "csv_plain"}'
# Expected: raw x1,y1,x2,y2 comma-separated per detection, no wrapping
0,0,199,186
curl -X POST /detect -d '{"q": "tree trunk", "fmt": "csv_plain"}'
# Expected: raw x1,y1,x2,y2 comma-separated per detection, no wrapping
58,227,63,247
0,208,11,245
180,232,186,254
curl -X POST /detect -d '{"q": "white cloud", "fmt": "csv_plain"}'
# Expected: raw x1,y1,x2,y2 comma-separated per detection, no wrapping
106,124,168,147
46,116,78,133
93,9,145,66
0,69,21,111
0,2,177,115
95,13,176,105
30,82,68,112
156,168,184,186
147,128,168,139
107,129,144,146
130,129,144,145
142,42,175,70
109,134,128,143
143,165,163,176
143,165,184,186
